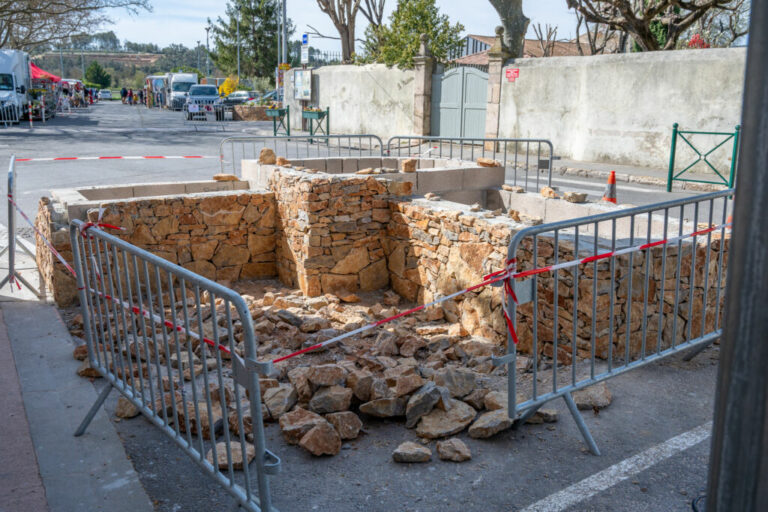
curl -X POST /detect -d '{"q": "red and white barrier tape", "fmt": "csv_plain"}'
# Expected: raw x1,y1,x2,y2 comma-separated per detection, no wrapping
15,155,216,162
7,196,230,354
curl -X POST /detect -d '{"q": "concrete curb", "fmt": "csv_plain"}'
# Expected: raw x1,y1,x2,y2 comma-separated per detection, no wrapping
557,167,728,193
3,302,153,512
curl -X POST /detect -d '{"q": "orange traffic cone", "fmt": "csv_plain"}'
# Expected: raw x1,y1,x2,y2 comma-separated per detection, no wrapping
602,171,617,204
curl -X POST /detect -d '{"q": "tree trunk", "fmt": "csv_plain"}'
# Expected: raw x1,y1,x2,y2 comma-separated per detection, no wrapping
488,0,530,58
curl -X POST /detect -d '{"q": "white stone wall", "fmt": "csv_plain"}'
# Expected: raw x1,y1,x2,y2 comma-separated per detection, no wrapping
285,64,416,140
498,48,746,169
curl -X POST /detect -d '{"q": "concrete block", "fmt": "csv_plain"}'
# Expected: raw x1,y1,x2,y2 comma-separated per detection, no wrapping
358,157,382,169
341,158,359,173
325,158,343,173
241,159,260,181
416,168,463,195
462,167,505,190
301,158,326,172
504,192,547,220
382,157,400,169
290,159,305,167
440,189,485,207
418,159,434,169
78,186,134,201
185,181,234,194
233,181,249,190
486,189,503,211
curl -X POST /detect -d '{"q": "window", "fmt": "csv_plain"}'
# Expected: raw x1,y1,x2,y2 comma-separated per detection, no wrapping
0,74,13,91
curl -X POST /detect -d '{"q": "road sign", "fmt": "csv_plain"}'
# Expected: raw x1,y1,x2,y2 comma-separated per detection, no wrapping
302,33,309,45
301,46,309,65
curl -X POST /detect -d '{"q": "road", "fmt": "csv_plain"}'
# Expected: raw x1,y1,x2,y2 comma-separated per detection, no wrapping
0,101,721,231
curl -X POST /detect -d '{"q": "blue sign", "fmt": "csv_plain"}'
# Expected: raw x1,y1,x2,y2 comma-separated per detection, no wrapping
302,33,308,45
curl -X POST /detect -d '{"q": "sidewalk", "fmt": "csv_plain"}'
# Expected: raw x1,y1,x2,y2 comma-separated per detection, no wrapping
0,300,153,512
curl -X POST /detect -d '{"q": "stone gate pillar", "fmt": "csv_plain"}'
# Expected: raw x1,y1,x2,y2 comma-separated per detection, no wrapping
413,34,434,136
484,26,512,150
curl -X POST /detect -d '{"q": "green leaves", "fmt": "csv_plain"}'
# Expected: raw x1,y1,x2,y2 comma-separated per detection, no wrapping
85,61,111,89
372,0,464,68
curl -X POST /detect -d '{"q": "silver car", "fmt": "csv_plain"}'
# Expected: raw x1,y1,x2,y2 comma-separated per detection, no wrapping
185,85,223,120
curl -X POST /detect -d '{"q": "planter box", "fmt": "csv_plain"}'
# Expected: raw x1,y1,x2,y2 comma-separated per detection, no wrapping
266,108,287,118
233,105,270,121
302,110,327,120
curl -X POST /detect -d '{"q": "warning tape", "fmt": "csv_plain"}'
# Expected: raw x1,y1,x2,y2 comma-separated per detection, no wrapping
7,195,230,355
15,155,216,162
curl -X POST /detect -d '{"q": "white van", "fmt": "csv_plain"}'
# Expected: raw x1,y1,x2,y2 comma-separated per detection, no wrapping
0,49,31,123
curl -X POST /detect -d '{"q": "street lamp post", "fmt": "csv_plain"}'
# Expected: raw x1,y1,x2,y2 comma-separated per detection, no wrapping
236,5,241,82
196,40,201,72
205,25,211,77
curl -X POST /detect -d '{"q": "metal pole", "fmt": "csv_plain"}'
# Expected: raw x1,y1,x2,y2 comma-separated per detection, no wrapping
196,40,201,71
277,1,282,70
205,26,211,77
667,122,678,192
59,47,64,78
236,5,241,83
281,0,288,63
80,50,85,80
706,1,768,510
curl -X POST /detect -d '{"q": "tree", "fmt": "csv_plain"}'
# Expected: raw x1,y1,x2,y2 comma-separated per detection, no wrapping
85,61,111,88
565,0,742,51
210,0,291,81
375,0,464,68
532,23,558,57
572,0,623,55
488,0,529,58
0,0,151,50
360,0,386,57
688,0,750,47
313,0,362,63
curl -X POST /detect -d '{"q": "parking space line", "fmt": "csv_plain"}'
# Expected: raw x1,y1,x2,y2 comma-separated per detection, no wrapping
519,422,712,512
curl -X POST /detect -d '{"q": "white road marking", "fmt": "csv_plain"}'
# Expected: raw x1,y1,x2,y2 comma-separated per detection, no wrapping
551,176,664,193
520,422,712,512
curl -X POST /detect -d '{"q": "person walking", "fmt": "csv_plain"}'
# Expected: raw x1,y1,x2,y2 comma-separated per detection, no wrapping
121,87,127,104
138,89,144,105
127,88,133,106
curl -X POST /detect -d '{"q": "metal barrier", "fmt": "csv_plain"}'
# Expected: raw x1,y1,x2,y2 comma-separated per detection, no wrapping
183,103,233,131
495,189,733,454
1,155,41,295
219,134,384,175
386,135,554,192
667,123,741,192
70,220,280,511
0,104,20,127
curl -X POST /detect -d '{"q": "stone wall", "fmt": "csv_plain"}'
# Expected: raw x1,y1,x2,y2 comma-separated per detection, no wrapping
270,169,412,297
36,197,77,306
386,198,729,358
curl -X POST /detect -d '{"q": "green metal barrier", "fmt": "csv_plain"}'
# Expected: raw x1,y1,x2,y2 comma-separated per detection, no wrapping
667,123,740,192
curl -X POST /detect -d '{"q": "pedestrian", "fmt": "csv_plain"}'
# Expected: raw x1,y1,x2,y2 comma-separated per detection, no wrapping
133,92,138,105
138,89,144,105
128,88,133,105
121,87,127,104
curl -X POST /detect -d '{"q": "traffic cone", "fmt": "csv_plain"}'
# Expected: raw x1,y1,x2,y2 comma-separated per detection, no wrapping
602,171,617,204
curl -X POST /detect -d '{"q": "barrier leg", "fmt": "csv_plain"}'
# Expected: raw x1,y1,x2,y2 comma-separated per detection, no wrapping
563,391,601,456
74,384,112,436
683,338,718,361
513,404,543,428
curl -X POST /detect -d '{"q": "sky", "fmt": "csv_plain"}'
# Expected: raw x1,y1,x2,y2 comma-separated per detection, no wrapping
105,0,578,52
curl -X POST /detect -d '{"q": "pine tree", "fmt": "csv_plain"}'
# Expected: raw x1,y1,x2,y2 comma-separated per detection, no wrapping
85,61,111,89
209,0,294,83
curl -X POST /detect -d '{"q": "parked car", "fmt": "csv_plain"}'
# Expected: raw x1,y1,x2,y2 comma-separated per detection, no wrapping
98,89,112,100
223,90,256,107
185,84,224,120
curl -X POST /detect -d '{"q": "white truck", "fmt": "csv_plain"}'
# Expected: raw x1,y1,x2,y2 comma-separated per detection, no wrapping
0,49,31,123
166,72,198,110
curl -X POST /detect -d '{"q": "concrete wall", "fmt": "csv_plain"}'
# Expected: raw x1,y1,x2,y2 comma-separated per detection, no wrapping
498,48,746,169
285,64,415,139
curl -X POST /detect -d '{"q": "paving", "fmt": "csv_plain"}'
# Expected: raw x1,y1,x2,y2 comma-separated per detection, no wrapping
0,101,724,511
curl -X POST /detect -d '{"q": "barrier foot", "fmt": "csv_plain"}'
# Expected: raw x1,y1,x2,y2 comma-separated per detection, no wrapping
513,404,543,429
682,339,717,362
563,391,601,456
0,270,41,297
74,384,112,436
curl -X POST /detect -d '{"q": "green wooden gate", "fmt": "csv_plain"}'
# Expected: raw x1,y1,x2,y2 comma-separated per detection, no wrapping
431,66,488,138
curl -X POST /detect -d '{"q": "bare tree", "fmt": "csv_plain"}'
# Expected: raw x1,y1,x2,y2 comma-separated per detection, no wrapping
532,23,558,57
488,0,530,58
572,0,619,55
565,0,739,51
0,0,151,50
359,0,385,28
314,0,362,62
693,0,750,47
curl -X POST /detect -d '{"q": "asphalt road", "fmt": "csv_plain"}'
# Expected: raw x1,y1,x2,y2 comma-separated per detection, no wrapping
0,101,723,231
